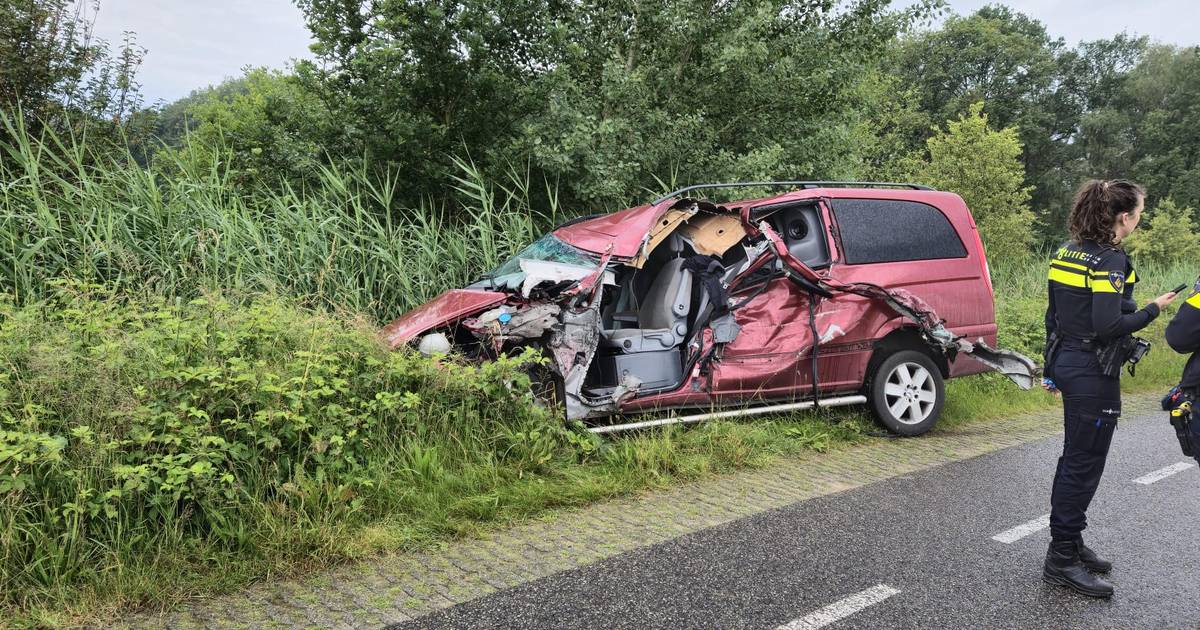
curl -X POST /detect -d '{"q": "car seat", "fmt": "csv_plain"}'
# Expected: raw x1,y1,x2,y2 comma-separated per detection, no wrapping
601,235,693,353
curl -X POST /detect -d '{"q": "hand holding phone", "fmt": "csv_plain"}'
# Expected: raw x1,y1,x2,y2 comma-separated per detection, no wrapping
1154,287,1183,310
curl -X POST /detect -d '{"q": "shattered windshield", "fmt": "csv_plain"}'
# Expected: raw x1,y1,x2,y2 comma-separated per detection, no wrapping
483,234,596,279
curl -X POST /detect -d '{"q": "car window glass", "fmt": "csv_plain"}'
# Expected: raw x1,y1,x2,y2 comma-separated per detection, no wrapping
485,234,595,279
830,199,967,264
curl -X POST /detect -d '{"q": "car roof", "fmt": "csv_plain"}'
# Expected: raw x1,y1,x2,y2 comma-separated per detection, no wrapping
553,186,970,258
649,181,934,205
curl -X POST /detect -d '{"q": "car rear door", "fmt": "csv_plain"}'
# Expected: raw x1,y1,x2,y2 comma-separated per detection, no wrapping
822,195,996,378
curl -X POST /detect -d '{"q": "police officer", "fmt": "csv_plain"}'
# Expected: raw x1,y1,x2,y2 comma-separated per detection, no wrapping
1165,277,1200,451
1042,179,1179,597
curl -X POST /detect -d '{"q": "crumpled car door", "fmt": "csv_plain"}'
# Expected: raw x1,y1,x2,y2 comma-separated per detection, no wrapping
754,221,1037,390
707,273,816,402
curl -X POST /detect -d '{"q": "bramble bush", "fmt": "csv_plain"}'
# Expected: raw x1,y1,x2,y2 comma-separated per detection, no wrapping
0,283,581,617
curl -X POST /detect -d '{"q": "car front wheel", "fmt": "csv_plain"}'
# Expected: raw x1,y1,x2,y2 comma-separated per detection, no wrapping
868,350,944,436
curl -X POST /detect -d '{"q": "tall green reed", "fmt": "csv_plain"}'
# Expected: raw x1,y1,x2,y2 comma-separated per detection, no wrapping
0,113,559,321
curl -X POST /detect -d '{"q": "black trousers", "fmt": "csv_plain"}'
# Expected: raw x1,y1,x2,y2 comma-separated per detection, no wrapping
1049,348,1120,542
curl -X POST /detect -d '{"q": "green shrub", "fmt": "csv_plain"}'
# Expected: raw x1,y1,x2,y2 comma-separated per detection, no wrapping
1125,198,1200,266
0,284,573,620
994,293,1047,359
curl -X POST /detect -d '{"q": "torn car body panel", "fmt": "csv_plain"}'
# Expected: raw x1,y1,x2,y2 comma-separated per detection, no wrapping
553,202,671,259
382,289,507,348
383,184,1037,429
708,278,815,400
679,213,747,257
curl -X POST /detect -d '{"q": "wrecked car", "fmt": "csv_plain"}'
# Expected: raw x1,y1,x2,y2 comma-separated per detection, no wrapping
382,181,1037,436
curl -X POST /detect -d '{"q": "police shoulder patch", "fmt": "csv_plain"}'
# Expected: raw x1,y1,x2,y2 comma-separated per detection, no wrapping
1108,271,1125,292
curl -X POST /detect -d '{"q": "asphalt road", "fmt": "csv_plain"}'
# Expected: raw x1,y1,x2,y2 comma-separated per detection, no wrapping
393,411,1200,630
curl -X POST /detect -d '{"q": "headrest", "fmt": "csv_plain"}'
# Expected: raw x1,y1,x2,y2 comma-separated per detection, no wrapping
666,233,684,254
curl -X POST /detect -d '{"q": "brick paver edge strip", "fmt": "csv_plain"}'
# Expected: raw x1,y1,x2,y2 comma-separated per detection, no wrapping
120,394,1162,630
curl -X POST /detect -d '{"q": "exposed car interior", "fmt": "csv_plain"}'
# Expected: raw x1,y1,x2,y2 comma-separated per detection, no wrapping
759,202,831,269
592,234,695,395
583,200,830,398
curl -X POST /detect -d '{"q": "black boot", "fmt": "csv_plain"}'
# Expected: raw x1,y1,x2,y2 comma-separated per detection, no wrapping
1043,540,1114,598
1078,540,1112,574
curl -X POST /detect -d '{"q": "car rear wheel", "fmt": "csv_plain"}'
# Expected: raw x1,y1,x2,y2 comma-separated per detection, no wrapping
868,350,944,436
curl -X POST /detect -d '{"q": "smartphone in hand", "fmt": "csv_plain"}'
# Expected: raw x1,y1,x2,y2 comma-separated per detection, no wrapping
1171,283,1188,295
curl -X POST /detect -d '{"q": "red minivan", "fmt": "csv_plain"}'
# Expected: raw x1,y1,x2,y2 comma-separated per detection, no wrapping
383,182,1034,435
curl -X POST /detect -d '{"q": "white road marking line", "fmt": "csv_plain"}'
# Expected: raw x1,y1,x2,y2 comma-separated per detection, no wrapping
991,514,1050,544
1133,461,1196,485
775,584,901,630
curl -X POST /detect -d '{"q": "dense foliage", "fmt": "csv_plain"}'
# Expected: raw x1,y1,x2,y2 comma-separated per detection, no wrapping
0,285,570,617
1125,198,1200,265
283,0,934,207
9,1,1200,249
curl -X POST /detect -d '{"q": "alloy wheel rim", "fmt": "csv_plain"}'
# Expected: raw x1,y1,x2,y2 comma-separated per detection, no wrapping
883,361,936,425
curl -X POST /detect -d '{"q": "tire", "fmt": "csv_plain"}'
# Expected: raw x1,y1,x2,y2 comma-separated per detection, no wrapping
868,349,944,436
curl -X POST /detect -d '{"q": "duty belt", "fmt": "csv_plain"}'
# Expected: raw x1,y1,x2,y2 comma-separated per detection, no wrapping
1058,336,1097,351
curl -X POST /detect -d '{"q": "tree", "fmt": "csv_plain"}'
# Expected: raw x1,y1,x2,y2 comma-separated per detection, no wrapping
1035,34,1146,232
889,6,1061,135
0,0,146,141
885,6,1147,240
1086,45,1200,211
911,103,1035,263
154,69,334,188
851,67,933,181
153,74,264,149
290,0,937,212
886,6,1063,201
292,0,567,205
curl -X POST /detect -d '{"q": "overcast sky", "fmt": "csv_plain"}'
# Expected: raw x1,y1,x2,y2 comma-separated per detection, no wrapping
91,0,1197,104
92,0,314,104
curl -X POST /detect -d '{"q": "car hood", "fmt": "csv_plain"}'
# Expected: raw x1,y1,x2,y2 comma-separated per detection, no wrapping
553,202,670,258
381,289,507,348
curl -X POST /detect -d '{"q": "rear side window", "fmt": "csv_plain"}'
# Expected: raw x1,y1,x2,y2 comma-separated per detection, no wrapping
830,198,967,264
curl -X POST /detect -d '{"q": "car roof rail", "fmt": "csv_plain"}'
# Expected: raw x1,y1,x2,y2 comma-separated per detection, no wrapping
651,181,935,205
